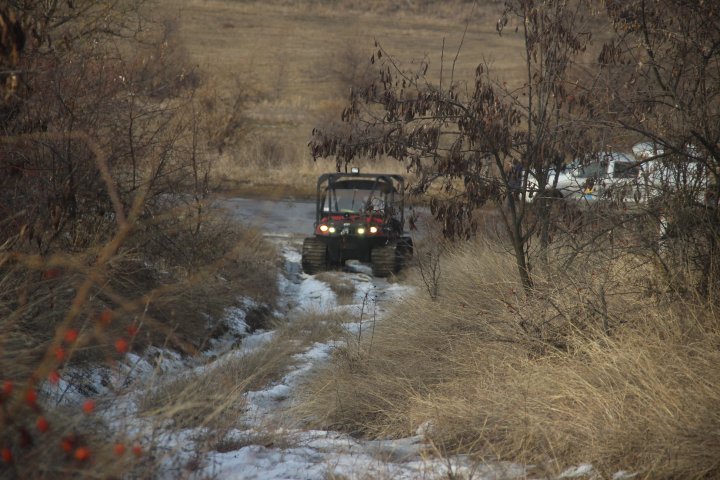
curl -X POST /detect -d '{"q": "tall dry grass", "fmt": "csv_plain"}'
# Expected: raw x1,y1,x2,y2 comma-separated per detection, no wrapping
227,0,504,20
296,239,720,478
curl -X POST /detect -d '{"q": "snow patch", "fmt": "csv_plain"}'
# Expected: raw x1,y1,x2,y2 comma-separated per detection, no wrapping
207,436,527,480
560,464,596,478
296,277,337,311
283,247,302,264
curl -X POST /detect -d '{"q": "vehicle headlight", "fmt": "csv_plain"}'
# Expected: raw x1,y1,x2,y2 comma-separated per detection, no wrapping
357,227,366,235
319,224,329,232
369,226,378,234
328,226,336,233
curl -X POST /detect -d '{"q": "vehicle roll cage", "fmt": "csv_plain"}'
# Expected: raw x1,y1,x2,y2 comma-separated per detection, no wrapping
315,173,405,227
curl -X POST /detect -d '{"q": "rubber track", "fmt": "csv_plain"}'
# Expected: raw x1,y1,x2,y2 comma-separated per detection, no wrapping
301,237,328,275
371,245,398,277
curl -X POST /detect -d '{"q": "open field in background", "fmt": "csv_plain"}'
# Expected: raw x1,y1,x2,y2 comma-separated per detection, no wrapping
161,0,521,196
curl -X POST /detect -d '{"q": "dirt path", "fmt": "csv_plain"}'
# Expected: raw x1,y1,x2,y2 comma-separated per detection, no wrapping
46,196,522,479
198,237,526,479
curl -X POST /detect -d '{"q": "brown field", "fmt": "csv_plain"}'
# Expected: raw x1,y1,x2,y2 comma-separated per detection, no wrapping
161,0,523,196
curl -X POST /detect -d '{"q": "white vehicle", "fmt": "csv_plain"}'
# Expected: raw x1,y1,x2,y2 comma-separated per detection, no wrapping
632,141,664,160
527,152,641,204
573,152,642,203
525,167,566,201
527,144,718,207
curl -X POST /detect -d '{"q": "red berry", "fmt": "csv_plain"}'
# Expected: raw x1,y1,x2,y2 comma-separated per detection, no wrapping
48,371,60,384
64,329,78,343
74,446,90,462
2,381,13,396
82,399,95,414
36,416,49,433
115,338,128,354
54,346,66,362
132,444,142,457
113,443,126,456
25,388,38,406
1,447,12,464
99,309,114,325
127,325,139,337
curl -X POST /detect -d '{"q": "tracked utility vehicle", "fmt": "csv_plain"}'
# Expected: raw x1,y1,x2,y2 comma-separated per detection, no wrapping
301,170,413,277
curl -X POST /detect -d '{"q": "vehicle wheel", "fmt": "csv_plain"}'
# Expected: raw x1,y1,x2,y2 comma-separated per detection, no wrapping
371,244,398,277
301,237,328,275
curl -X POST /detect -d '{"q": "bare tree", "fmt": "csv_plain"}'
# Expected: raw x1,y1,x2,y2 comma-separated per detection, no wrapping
310,0,594,290
596,0,720,295
0,1,222,255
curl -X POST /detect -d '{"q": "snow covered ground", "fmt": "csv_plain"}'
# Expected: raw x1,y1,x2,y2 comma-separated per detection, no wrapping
199,244,528,480
38,198,618,479
204,243,462,479
41,236,507,479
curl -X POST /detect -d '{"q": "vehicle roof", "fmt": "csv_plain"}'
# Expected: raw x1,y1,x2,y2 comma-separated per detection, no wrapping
587,151,636,163
633,142,665,159
330,179,397,193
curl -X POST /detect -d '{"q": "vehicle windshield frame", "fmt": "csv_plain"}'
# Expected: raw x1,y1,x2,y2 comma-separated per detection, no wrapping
323,188,387,214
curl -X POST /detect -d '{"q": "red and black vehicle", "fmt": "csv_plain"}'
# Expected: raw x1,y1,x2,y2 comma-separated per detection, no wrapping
301,170,413,277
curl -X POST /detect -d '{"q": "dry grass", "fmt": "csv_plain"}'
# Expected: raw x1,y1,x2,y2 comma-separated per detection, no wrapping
139,309,348,431
160,0,525,195
12,206,281,365
138,345,283,431
214,0,504,20
296,239,720,478
212,129,411,198
273,309,350,352
315,272,357,305
130,207,279,347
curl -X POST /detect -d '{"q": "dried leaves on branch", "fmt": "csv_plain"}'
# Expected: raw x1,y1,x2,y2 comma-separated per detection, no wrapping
310,0,595,289
597,0,720,294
